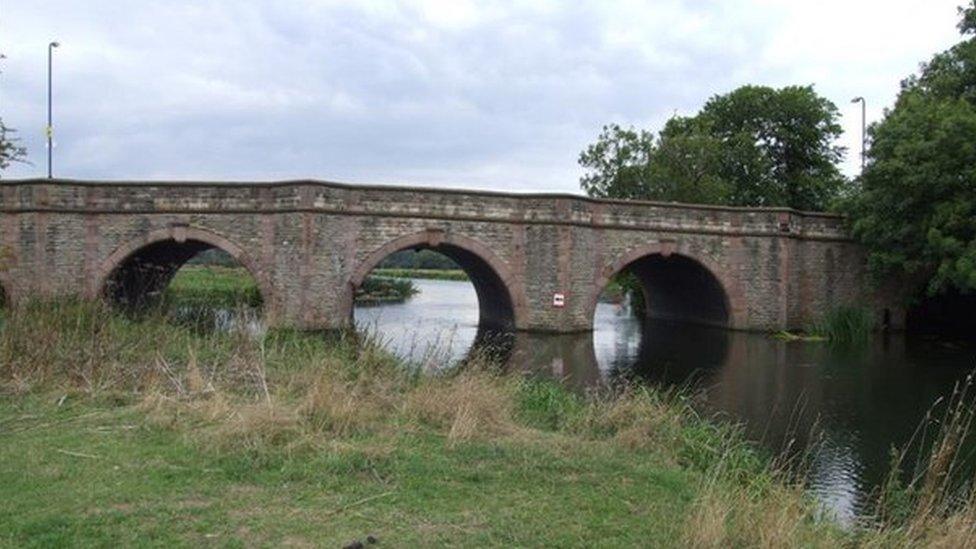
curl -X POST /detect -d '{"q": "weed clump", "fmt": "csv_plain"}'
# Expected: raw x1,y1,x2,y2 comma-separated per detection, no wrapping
811,306,875,345
406,370,517,443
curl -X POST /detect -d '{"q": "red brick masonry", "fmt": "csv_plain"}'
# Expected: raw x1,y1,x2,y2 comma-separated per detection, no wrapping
0,179,902,332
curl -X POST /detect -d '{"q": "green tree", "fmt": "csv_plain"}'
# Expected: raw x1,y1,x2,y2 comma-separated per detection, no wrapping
579,85,846,211
578,124,655,200
0,118,27,175
847,2,976,295
697,85,845,209
644,117,734,204
961,1,976,35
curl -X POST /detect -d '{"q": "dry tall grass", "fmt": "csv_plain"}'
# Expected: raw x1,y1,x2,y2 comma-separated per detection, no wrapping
679,374,976,548
405,370,517,443
680,467,840,548
4,300,976,546
0,300,531,453
856,375,976,547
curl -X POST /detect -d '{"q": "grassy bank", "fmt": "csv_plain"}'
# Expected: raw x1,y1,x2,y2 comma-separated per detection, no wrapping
168,266,420,306
372,268,469,281
165,265,262,308
1,302,975,546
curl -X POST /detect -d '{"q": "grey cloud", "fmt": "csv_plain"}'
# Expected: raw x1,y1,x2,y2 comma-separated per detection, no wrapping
2,0,959,190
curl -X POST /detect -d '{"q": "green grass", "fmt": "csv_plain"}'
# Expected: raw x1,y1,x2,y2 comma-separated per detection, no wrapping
0,394,697,547
371,268,469,281
2,301,974,546
165,265,262,308
166,265,422,307
0,301,823,547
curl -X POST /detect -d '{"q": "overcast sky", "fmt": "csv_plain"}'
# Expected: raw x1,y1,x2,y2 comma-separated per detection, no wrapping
0,1,967,192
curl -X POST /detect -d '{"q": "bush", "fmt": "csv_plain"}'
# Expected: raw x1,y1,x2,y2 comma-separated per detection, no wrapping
355,276,419,303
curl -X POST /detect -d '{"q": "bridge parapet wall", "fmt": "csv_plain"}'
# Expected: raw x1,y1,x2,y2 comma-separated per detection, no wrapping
1,179,848,235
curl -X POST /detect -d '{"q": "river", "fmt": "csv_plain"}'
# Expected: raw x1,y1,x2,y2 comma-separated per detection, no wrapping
354,278,976,522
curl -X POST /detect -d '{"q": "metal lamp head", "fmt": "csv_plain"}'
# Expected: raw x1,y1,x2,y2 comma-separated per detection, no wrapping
50,41,60,48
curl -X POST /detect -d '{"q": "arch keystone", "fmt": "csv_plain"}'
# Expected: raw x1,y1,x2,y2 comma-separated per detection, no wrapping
425,228,446,247
170,223,189,243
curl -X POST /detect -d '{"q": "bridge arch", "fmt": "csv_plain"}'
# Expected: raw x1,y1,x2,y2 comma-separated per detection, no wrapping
590,242,746,329
96,226,273,311
346,230,527,331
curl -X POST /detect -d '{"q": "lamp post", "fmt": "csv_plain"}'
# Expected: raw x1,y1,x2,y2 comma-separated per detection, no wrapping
851,96,866,171
47,41,60,179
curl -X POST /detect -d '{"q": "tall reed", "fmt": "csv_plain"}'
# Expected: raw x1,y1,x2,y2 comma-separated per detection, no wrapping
811,306,875,345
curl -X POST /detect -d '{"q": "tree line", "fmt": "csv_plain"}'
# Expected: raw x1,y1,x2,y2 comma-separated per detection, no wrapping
581,2,976,303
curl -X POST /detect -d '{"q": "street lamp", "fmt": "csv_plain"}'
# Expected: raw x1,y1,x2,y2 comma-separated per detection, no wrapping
851,96,866,171
47,41,60,179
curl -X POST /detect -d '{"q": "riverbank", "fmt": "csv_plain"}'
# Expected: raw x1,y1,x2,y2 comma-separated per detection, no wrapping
165,265,262,307
168,266,420,305
372,268,468,281
1,302,974,546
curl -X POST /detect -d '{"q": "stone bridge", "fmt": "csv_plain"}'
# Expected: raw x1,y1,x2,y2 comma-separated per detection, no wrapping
0,179,902,332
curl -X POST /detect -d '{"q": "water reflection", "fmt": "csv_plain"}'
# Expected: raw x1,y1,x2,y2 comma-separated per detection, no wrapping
589,310,975,521
508,331,603,391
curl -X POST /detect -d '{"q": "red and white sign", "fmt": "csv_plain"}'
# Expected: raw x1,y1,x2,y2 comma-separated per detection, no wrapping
552,293,566,308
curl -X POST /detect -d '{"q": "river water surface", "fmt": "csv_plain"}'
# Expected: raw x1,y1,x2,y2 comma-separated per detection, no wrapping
353,278,976,522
